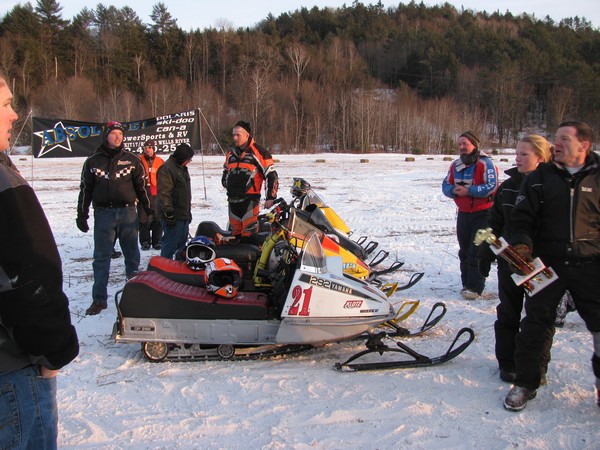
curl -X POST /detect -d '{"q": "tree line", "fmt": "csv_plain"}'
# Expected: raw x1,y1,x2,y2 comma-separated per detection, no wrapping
1,0,599,153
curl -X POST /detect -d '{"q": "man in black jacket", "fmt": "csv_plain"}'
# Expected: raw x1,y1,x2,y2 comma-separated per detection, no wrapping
76,121,152,315
157,143,194,259
0,70,79,448
504,121,600,411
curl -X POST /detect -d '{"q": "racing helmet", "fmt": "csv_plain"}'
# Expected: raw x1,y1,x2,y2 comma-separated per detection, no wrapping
290,177,311,198
204,258,243,298
185,236,216,270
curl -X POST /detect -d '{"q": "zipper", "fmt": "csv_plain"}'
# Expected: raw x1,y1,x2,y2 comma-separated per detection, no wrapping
569,184,575,243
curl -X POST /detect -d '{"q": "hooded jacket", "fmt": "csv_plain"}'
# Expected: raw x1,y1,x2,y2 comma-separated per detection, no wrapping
156,154,192,221
0,163,79,372
511,152,600,262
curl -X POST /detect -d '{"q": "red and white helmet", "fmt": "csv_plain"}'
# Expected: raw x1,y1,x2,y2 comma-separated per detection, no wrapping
203,258,243,298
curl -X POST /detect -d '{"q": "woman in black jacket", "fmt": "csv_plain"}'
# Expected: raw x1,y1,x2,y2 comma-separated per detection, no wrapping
479,135,552,383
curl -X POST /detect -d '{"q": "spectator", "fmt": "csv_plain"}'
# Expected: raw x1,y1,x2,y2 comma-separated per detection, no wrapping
157,143,194,259
478,135,552,384
0,69,79,448
76,121,152,315
138,139,164,250
442,130,498,299
221,120,278,242
504,121,600,411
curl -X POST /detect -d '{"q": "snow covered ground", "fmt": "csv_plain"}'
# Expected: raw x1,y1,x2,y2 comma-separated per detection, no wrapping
16,153,597,449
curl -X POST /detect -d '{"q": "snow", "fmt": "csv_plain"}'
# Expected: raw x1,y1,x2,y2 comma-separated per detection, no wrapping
17,153,597,449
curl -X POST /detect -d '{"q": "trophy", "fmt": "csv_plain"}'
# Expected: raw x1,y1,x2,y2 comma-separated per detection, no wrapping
474,228,557,296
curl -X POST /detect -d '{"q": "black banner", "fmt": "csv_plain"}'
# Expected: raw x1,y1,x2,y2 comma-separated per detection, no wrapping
32,109,202,158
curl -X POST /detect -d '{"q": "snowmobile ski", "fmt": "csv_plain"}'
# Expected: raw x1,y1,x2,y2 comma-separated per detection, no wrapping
334,327,475,372
368,260,406,278
370,271,424,291
379,301,446,337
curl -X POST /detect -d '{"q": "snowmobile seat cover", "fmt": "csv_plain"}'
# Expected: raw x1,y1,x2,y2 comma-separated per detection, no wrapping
119,271,268,320
147,256,206,287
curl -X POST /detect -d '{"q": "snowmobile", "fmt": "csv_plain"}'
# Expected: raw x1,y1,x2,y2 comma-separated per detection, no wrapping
112,208,474,371
288,178,418,284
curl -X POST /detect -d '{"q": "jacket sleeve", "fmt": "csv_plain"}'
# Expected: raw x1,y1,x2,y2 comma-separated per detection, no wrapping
469,157,498,198
441,163,456,198
509,174,541,248
77,158,94,218
0,176,79,370
488,182,506,236
157,164,175,217
132,156,152,213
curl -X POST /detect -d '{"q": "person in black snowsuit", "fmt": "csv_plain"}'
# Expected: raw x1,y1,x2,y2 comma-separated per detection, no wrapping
504,121,600,412
478,135,552,384
0,69,79,448
76,121,153,315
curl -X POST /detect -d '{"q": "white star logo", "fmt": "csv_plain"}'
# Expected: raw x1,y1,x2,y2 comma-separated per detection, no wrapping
34,121,74,157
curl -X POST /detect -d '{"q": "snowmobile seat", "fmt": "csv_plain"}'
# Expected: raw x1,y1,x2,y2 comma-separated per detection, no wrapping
147,256,206,286
119,271,269,320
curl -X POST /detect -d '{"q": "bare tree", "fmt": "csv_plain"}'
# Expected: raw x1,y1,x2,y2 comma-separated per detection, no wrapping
286,43,310,152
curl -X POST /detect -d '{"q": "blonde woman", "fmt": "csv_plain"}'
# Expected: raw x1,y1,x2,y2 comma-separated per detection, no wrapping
478,135,552,383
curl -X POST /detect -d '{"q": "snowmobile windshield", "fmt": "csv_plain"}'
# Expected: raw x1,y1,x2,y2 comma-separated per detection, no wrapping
299,231,327,274
300,189,326,209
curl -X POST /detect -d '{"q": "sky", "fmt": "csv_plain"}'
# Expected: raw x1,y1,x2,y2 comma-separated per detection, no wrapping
1,0,599,30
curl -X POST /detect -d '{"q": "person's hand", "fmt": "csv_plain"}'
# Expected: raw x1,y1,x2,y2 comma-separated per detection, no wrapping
264,199,274,209
454,185,469,197
164,214,176,228
40,366,59,379
509,244,533,275
76,215,89,233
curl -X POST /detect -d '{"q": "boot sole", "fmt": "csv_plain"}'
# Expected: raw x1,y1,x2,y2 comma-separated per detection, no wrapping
503,390,537,412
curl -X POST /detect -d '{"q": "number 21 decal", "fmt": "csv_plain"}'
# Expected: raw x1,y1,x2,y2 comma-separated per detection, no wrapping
288,285,313,316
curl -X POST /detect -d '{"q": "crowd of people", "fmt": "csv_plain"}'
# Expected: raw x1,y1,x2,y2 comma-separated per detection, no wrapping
1,62,598,447
443,124,600,412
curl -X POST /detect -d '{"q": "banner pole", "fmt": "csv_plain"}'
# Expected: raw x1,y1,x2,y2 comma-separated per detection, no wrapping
197,108,207,201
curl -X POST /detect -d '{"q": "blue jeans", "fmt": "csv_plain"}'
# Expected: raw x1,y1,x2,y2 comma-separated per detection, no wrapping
93,206,140,304
0,365,58,450
160,219,190,259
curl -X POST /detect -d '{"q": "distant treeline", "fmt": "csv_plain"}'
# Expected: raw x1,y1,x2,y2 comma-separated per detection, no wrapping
2,0,599,153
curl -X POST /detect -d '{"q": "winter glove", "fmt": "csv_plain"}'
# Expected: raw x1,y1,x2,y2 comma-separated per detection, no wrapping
164,213,176,228
76,215,89,233
509,244,533,275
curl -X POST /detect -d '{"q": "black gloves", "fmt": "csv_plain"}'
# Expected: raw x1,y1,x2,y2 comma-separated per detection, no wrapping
509,244,533,275
76,215,89,233
164,213,176,228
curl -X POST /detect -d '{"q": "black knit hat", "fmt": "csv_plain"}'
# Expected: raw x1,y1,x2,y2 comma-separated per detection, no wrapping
144,139,156,149
234,120,252,135
460,130,480,148
104,121,125,141
172,143,194,164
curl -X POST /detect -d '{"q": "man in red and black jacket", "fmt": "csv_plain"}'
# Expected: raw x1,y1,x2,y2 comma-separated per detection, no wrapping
221,121,278,241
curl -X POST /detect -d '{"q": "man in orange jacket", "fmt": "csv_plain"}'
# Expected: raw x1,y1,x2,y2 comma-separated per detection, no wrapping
221,121,278,241
138,139,164,250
